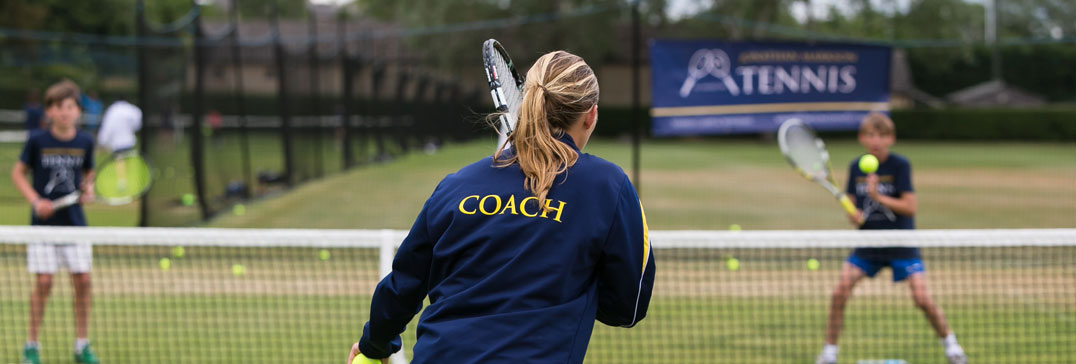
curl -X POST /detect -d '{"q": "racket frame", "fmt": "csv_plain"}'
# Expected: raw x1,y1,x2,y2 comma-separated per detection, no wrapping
482,39,525,137
777,118,861,223
52,150,153,209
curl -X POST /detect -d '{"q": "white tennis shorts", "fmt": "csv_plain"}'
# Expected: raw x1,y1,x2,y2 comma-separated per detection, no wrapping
27,243,92,274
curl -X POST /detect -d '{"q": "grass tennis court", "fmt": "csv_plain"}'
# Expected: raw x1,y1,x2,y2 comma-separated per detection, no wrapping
206,137,1076,230
3,136,1073,229
2,136,1074,363
1,244,1071,363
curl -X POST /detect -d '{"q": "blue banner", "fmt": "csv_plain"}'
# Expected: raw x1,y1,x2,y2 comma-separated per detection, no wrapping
650,40,891,136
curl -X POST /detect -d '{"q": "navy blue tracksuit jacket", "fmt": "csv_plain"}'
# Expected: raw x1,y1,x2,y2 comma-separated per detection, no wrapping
359,135,655,363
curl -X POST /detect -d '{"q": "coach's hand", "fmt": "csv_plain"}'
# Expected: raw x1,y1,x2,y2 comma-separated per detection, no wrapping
33,198,55,219
348,342,387,364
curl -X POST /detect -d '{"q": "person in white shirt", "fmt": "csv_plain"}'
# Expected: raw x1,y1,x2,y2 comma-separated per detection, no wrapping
96,100,142,154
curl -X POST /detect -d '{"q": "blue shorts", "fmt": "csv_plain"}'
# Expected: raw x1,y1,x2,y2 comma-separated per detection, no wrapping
847,255,925,282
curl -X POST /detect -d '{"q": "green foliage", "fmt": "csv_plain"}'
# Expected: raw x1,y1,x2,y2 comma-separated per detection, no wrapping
590,106,1076,141
906,44,1076,102
0,0,193,94
356,0,627,69
892,108,1076,141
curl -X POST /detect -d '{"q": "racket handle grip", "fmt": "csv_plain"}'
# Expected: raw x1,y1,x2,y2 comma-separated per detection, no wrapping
837,194,861,224
52,192,81,209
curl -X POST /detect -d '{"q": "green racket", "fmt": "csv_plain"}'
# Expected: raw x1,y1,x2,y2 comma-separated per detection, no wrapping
53,151,153,208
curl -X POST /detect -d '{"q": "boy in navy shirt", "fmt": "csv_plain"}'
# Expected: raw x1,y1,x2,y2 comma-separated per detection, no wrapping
10,80,99,364
816,113,965,364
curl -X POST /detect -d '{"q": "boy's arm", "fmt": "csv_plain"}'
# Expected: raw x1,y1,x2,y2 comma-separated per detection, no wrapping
81,169,96,202
866,160,916,216
869,185,916,216
11,162,40,205
81,140,96,201
12,162,52,218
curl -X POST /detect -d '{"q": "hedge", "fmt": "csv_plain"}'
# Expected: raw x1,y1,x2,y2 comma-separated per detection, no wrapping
593,107,1076,141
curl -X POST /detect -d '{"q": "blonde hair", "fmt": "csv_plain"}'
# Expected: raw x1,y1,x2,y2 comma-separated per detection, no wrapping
860,112,895,136
494,51,599,206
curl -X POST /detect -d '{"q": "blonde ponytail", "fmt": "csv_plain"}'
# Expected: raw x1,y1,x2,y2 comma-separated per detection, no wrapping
494,51,599,207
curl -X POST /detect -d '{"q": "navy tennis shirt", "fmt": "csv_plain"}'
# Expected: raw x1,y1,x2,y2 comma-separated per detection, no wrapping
19,129,95,226
846,152,918,259
359,135,655,363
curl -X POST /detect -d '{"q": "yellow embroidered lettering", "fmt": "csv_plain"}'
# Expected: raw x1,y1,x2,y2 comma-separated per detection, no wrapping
541,199,566,222
520,197,539,217
499,195,518,215
458,195,479,215
479,195,502,215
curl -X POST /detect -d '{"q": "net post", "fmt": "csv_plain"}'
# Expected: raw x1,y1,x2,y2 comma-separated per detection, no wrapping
378,229,394,280
270,3,295,186
191,2,210,221
338,11,353,169
135,0,150,226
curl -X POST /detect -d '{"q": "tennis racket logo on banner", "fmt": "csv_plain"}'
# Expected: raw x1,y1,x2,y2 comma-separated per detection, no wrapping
680,48,737,97
650,40,891,136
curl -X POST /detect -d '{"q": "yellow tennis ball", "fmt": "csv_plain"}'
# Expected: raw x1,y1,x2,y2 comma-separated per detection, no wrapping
159,258,171,271
318,249,331,261
181,193,195,206
807,258,820,271
352,355,381,364
232,264,245,277
233,204,246,216
172,246,185,258
729,224,742,231
859,154,879,174
726,258,740,271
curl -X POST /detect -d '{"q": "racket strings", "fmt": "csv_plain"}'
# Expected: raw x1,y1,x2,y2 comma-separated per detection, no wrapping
785,126,829,178
97,156,152,202
492,53,522,115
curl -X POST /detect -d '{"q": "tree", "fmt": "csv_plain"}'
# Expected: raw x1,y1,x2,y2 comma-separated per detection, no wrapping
353,0,628,70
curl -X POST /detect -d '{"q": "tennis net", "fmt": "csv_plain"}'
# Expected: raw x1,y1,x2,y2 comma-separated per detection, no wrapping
0,226,1073,363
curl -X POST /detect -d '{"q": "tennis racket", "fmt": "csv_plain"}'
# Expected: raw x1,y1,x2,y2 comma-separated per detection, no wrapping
482,39,525,150
777,118,861,224
53,150,153,209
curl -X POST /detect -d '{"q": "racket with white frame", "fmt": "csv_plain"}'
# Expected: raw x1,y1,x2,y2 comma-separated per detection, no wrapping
777,118,861,224
481,39,525,151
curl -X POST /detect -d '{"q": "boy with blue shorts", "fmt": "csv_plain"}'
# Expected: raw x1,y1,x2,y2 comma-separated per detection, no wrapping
10,80,99,364
816,113,966,364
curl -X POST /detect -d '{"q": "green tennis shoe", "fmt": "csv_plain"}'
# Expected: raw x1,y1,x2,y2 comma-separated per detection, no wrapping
74,344,100,364
21,346,41,364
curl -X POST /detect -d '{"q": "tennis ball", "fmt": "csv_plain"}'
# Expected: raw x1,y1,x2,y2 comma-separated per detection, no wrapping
172,246,185,258
859,154,879,174
729,224,742,231
181,193,195,206
233,204,246,216
159,258,171,271
807,258,820,271
231,264,245,277
318,249,331,261
726,257,740,271
352,355,381,364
